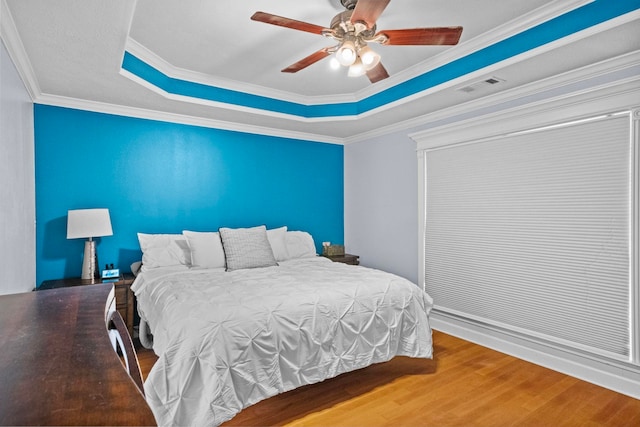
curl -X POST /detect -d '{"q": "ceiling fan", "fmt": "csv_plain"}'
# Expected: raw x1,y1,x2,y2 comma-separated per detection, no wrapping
251,0,463,83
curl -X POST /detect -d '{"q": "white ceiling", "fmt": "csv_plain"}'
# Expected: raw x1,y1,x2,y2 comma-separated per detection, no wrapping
2,0,639,143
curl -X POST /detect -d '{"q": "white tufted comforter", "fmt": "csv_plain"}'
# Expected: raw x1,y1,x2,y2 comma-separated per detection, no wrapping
132,257,433,426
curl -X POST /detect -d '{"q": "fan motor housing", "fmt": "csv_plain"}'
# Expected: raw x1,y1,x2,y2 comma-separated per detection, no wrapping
330,10,377,39
341,0,358,10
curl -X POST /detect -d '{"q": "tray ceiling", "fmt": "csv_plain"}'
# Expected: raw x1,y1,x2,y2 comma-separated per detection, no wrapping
2,0,639,142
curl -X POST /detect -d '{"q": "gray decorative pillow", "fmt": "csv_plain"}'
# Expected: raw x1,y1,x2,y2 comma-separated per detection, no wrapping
219,226,278,271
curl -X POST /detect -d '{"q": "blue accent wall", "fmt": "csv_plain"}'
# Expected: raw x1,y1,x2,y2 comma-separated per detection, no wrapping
34,105,344,285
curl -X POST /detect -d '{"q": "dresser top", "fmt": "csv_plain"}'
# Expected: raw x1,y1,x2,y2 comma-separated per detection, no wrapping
0,285,156,426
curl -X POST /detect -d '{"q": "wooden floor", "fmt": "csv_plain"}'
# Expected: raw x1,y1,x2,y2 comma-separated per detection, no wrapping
136,330,640,426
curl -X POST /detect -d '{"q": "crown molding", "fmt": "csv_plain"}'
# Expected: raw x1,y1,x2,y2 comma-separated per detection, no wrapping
34,51,640,145
33,50,640,148
125,38,359,107
126,0,594,107
344,21,640,145
33,92,345,145
0,0,40,100
122,0,630,123
408,59,640,149
349,8,640,134
355,0,595,99
5,0,637,146
119,67,359,124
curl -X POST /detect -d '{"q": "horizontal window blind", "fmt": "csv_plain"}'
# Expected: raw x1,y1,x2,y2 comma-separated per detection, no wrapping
423,113,634,361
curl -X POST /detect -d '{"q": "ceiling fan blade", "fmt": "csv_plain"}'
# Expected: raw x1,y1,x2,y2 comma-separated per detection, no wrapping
282,48,332,73
377,27,463,45
251,11,328,35
351,0,391,29
366,62,389,83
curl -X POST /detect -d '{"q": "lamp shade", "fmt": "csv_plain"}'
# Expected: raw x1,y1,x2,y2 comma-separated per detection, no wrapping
67,209,113,239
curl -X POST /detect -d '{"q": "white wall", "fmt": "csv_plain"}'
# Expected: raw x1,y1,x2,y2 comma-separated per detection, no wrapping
0,40,35,295
344,132,418,284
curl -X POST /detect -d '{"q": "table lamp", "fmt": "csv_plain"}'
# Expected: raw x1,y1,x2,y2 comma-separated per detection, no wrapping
67,208,113,281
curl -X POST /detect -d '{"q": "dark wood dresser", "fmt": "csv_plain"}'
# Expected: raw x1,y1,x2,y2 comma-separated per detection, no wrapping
39,274,136,336
0,285,156,426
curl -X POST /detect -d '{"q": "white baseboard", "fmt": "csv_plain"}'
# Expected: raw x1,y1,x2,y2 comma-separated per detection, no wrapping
430,311,640,400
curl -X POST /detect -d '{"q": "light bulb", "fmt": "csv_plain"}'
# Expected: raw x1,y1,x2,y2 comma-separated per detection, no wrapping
336,40,356,66
358,45,380,70
329,57,341,70
348,58,366,77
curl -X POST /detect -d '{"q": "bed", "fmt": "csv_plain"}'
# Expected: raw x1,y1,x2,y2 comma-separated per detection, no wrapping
132,226,434,426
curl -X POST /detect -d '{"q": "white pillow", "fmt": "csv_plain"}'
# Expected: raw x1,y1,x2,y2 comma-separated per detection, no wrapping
219,226,278,271
137,233,191,270
183,230,226,269
267,226,289,262
130,261,142,276
285,231,317,259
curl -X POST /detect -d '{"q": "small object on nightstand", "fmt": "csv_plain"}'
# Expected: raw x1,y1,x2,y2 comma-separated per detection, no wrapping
102,263,120,280
322,241,330,254
323,244,345,257
324,253,359,265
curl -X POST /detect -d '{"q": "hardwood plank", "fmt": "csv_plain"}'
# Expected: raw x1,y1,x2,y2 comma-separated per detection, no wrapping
136,330,640,426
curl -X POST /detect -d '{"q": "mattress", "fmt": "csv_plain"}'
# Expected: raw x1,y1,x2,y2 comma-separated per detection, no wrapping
132,256,434,426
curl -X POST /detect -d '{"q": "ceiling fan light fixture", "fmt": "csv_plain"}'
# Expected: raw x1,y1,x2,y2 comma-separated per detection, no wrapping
347,58,366,77
252,2,463,84
353,21,369,36
358,45,380,70
329,57,341,70
336,39,357,66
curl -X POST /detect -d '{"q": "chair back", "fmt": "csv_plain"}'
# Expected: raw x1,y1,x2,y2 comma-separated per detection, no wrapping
108,310,145,396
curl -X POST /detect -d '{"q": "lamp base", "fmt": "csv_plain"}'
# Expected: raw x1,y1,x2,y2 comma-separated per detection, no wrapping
81,240,98,282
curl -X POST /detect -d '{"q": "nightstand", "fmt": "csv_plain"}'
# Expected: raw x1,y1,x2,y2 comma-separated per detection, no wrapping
39,274,136,336
324,253,360,265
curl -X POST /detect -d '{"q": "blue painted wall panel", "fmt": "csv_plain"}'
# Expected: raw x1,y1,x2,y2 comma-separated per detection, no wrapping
34,105,343,284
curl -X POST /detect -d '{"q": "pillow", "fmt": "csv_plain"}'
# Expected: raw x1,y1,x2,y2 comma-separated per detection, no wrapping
285,231,317,259
137,233,191,270
182,230,226,269
266,226,289,262
219,226,278,271
130,261,142,276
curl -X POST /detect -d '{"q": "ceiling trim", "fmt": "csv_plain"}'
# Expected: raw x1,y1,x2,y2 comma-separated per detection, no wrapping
3,0,638,146
347,51,640,144
34,92,344,145
125,0,593,106
364,0,594,98
410,78,640,150
0,0,40,100
35,50,640,148
121,51,359,120
118,67,360,125
125,37,358,107
121,0,639,120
